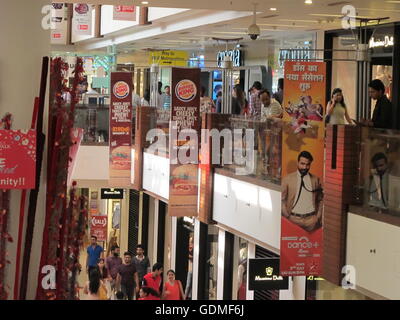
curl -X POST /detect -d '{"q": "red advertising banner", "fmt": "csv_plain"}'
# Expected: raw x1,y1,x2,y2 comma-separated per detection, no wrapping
109,72,133,187
0,130,36,189
67,128,83,186
280,61,326,276
113,5,136,21
90,215,108,242
169,68,201,217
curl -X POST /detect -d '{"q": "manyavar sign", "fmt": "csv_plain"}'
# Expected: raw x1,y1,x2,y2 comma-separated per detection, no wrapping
248,258,289,291
101,188,124,199
0,130,36,189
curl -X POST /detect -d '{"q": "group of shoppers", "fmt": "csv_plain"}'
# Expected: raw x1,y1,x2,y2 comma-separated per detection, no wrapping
85,236,186,300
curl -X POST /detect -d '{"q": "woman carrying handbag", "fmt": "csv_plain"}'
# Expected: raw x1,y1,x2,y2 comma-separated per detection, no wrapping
162,270,186,300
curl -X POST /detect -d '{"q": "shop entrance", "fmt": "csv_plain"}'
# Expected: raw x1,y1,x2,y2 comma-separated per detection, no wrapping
371,58,393,118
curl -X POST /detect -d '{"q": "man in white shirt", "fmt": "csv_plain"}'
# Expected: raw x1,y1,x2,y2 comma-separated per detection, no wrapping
281,151,323,232
132,84,141,108
259,89,283,119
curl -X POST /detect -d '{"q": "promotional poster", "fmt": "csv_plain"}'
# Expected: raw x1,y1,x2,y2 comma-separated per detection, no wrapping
50,3,67,45
169,68,201,217
73,3,92,36
280,61,326,276
109,72,133,187
113,5,136,21
90,215,108,242
0,130,36,189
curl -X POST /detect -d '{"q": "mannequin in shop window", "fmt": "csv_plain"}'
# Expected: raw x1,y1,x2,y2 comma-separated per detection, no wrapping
112,203,121,229
237,247,247,300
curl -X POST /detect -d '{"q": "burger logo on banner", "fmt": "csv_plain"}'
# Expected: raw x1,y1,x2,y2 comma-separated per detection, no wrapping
113,81,130,99
175,79,197,103
75,3,89,14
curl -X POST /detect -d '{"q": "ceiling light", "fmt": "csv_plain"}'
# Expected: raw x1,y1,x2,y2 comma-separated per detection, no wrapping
305,0,313,4
141,1,149,4
270,8,277,11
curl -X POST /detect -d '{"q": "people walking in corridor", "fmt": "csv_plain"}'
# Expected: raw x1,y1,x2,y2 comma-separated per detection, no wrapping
162,270,185,300
86,236,104,275
106,245,122,296
116,252,140,300
133,244,150,288
143,263,163,296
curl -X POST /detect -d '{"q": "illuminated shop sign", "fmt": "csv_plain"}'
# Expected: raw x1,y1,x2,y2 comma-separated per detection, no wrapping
248,258,289,291
101,188,124,199
279,47,313,68
369,36,394,48
217,49,242,67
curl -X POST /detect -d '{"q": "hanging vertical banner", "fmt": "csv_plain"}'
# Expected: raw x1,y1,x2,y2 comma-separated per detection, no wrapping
280,61,326,276
73,3,93,35
113,5,136,21
169,68,201,217
90,215,108,242
109,72,133,186
0,130,36,189
51,3,68,45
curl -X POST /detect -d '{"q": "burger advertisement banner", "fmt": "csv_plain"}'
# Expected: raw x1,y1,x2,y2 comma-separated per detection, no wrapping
90,215,108,242
109,72,133,187
73,3,93,36
169,68,201,217
280,61,326,276
0,130,36,190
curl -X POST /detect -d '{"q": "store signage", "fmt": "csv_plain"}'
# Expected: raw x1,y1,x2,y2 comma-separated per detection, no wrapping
279,47,313,68
109,72,133,187
217,49,242,67
369,36,394,48
280,61,326,276
169,68,201,217
113,5,136,21
73,3,92,36
91,215,108,242
248,258,289,291
148,50,189,67
101,188,124,199
0,130,36,189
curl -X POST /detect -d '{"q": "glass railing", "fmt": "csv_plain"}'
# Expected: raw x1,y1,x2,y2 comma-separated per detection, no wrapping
143,108,170,157
211,114,283,185
356,127,400,216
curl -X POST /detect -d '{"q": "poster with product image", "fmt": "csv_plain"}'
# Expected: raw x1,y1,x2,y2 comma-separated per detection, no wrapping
169,67,201,217
109,72,133,187
73,3,93,36
50,3,68,45
113,5,136,21
280,61,326,277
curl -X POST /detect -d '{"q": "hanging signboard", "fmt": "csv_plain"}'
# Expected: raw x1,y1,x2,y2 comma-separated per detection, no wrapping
0,130,36,190
169,68,201,217
73,3,93,36
149,51,189,67
280,61,326,277
248,258,289,291
101,188,124,199
90,215,108,242
51,3,68,45
109,72,133,187
113,5,136,21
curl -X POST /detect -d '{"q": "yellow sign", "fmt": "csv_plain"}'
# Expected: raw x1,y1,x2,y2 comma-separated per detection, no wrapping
149,50,189,67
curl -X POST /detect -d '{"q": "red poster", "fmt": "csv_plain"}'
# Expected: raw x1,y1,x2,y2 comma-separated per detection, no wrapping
67,128,83,186
90,215,107,242
280,61,326,276
169,68,201,217
109,72,133,187
0,130,36,189
113,5,136,21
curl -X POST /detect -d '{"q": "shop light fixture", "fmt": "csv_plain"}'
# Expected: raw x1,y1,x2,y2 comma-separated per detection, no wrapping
141,1,149,4
305,0,313,4
270,8,277,11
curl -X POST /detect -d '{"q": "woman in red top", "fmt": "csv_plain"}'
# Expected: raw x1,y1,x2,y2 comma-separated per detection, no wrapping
162,270,185,300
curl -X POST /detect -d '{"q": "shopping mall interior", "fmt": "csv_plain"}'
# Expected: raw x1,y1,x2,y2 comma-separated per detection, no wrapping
1,0,400,302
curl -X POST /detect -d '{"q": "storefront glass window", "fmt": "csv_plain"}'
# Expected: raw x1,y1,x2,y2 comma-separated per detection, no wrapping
236,239,248,300
204,225,219,300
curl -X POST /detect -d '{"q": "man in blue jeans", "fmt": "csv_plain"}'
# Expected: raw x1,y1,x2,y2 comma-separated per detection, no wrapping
86,235,104,274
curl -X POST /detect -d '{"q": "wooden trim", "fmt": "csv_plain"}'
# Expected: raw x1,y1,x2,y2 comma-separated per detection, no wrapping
94,5,102,38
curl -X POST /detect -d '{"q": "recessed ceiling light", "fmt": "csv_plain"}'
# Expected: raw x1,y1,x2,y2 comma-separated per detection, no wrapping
141,1,149,5
305,0,313,4
270,8,277,11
